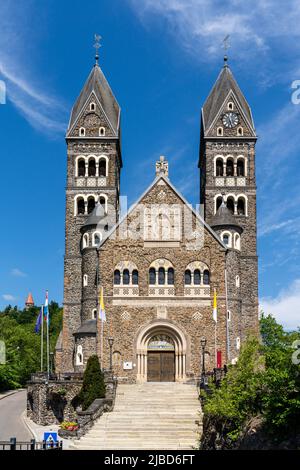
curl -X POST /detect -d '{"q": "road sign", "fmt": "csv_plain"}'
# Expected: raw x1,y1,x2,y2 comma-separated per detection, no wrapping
44,432,58,448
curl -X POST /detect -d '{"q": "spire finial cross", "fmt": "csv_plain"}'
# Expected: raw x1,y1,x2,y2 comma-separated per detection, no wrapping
222,34,230,66
94,34,102,65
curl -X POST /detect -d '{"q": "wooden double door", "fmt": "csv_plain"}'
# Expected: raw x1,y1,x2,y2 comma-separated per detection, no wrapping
147,351,175,382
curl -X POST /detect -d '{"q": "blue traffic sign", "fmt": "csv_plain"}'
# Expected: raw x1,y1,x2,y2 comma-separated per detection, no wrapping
44,432,58,446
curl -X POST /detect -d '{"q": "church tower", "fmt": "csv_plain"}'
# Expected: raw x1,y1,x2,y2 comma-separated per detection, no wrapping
60,43,122,372
199,56,259,345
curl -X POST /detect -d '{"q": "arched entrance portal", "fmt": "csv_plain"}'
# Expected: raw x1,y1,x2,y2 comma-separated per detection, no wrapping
147,335,175,382
136,322,187,383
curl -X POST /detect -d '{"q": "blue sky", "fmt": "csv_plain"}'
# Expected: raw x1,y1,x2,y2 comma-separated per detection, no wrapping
1,0,300,329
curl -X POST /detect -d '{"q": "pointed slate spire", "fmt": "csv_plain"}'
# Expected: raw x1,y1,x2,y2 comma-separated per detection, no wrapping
67,62,120,137
201,61,255,135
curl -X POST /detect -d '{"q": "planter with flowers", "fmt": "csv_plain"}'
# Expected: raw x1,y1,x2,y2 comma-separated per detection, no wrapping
58,421,79,438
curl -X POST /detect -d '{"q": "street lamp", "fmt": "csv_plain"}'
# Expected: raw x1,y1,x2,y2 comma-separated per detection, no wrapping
50,352,54,375
200,337,207,387
108,337,114,372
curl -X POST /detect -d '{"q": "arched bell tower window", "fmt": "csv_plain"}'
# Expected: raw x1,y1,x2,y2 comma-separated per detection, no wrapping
78,158,85,177
184,270,192,285
227,197,234,214
237,197,245,215
194,269,201,285
99,127,106,136
217,127,223,136
77,197,85,215
132,270,139,285
226,158,234,176
99,159,106,177
90,102,96,111
88,158,96,177
216,196,223,212
76,345,83,365
87,196,95,214
158,267,165,285
167,268,174,285
114,270,121,285
237,158,245,176
123,269,130,285
79,127,85,137
216,158,224,176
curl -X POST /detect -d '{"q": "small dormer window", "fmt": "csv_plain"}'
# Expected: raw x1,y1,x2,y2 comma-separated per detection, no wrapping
228,102,234,110
79,127,85,137
99,127,106,136
90,102,96,111
217,127,223,136
237,126,243,136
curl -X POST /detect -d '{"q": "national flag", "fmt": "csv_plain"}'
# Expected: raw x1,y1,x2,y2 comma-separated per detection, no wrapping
44,291,49,325
99,287,106,322
34,307,43,333
213,289,217,323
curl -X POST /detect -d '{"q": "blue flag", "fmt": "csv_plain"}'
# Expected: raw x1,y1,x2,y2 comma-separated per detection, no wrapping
34,308,42,333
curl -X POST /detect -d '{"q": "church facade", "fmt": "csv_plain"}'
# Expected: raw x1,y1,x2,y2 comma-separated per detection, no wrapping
55,54,258,384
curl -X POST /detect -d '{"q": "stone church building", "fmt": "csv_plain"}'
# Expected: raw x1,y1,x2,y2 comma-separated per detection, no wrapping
55,54,258,384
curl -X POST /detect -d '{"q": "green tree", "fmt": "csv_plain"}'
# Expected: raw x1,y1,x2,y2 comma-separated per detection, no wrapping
78,355,106,411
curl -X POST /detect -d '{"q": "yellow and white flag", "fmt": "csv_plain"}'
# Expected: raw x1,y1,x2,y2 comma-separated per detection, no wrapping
213,289,217,323
99,287,106,322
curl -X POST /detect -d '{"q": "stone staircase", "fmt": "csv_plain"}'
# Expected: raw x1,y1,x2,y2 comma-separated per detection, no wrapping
70,382,202,450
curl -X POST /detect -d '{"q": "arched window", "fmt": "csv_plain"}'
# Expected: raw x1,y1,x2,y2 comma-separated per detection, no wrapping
88,158,96,177
237,198,245,215
93,232,101,247
228,102,234,110
79,127,85,137
77,198,85,215
167,267,174,285
216,196,223,212
99,159,106,177
149,268,156,285
132,270,139,285
226,159,234,176
158,267,165,285
123,269,130,285
83,274,88,287
203,270,210,285
99,196,106,213
99,127,106,136
223,233,230,246
217,127,223,136
237,159,245,176
92,309,97,319
236,275,240,288
237,127,243,136
76,345,83,365
82,233,89,249
114,270,121,285
216,158,223,176
227,197,234,214
78,158,85,177
184,270,191,285
90,102,96,111
194,269,201,285
87,197,95,214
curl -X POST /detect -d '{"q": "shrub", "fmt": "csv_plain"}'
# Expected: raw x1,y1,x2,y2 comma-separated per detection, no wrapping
78,355,106,411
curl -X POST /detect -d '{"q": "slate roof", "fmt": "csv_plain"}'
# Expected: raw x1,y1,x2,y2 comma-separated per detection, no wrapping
211,201,241,229
67,64,120,135
74,320,97,336
82,202,106,229
202,63,255,133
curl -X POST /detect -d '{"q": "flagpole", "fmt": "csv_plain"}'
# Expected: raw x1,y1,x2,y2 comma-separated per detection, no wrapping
41,306,44,372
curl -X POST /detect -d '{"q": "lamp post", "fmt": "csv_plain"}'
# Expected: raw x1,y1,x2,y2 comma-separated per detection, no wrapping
49,352,54,375
200,337,207,387
108,337,114,372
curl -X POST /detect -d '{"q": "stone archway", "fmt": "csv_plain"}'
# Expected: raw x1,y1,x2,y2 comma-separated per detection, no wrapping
135,321,187,383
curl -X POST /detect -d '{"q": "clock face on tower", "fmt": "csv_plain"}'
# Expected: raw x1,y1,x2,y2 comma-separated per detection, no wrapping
222,112,239,128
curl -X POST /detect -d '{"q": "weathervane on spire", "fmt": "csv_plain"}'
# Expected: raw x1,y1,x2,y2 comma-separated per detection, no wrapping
94,34,102,65
222,34,230,66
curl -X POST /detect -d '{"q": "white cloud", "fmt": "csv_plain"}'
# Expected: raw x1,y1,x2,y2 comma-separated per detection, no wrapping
128,0,300,78
0,1,67,135
260,279,300,330
11,268,27,278
2,294,16,302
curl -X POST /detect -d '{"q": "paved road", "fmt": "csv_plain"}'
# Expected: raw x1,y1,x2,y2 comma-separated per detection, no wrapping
0,391,32,441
